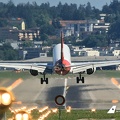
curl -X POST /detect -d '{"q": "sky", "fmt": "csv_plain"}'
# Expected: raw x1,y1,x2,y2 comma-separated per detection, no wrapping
0,0,113,9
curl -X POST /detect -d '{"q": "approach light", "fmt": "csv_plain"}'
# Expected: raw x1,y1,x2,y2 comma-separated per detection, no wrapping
14,110,31,120
1,93,11,105
66,106,71,113
15,113,22,120
51,108,58,113
0,87,15,113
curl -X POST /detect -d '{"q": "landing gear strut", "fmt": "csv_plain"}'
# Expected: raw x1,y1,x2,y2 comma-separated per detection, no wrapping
76,73,84,83
40,74,48,84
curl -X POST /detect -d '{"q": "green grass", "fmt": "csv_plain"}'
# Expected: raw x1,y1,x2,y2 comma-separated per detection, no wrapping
0,71,31,81
95,70,120,78
47,110,120,120
4,109,120,120
0,70,120,80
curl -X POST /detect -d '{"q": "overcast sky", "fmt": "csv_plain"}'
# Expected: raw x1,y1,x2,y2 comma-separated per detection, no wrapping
0,0,113,9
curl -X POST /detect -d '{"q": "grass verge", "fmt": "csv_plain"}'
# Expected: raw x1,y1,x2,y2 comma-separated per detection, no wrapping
5,109,120,120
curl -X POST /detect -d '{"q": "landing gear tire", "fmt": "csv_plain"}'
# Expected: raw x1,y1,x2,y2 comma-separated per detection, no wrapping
81,77,84,83
41,78,43,84
40,78,48,84
46,78,48,84
76,77,80,83
76,74,85,83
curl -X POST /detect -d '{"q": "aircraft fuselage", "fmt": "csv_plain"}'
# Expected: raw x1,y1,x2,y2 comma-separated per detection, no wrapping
53,43,71,75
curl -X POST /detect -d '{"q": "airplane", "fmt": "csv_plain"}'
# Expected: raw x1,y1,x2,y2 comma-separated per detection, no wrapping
0,31,120,84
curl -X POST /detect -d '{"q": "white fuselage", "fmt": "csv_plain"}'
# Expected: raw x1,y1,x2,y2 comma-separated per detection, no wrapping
53,43,71,75
53,43,71,65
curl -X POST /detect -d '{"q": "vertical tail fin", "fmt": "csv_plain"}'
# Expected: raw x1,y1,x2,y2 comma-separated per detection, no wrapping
61,31,64,63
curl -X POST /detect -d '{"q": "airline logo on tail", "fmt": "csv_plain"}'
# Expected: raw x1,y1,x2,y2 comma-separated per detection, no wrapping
107,106,116,114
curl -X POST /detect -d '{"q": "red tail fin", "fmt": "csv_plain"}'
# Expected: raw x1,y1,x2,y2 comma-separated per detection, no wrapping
61,31,64,63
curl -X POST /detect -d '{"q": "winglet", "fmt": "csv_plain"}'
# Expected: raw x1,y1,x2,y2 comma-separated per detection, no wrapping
61,31,64,63
107,106,116,114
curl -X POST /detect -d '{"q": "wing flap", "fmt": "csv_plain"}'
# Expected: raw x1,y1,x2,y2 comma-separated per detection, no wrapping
72,65,93,73
72,60,120,74
0,63,52,73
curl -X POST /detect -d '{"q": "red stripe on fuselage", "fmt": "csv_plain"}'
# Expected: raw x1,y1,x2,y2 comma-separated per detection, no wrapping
55,59,71,75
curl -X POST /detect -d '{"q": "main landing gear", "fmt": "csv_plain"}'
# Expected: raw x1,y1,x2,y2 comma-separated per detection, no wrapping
40,74,48,84
76,73,84,83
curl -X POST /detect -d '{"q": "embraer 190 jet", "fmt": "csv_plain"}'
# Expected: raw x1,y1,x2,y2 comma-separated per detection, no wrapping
0,32,120,84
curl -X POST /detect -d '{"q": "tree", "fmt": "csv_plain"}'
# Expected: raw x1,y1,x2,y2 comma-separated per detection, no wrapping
85,2,92,18
0,19,8,27
52,19,62,28
60,3,77,20
81,35,108,47
40,24,56,36
102,4,113,14
40,33,48,44
77,4,86,20
6,0,17,18
0,43,19,60
0,50,4,60
108,18,120,41
22,41,34,47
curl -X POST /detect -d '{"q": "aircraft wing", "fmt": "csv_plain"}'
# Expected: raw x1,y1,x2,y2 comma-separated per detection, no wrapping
71,60,120,73
0,62,53,73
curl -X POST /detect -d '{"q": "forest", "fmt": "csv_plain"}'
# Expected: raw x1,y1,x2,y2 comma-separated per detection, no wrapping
0,0,120,39
0,0,120,60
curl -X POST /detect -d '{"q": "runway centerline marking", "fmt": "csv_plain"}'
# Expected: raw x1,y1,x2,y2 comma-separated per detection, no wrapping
63,78,68,108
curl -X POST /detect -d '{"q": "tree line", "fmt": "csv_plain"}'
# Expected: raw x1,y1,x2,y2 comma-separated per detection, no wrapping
0,0,120,37
0,0,120,59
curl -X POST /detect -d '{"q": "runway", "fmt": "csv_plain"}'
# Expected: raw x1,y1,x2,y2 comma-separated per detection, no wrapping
1,72,120,110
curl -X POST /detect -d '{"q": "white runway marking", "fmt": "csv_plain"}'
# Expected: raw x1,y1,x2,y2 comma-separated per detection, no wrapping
63,78,68,108
111,78,120,89
7,78,23,90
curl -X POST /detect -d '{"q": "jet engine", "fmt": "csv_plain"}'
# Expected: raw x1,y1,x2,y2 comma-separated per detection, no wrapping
86,67,96,75
30,69,38,76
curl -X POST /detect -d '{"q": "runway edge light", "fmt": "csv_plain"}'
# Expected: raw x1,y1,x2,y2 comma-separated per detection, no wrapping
91,108,96,112
66,106,71,113
0,87,15,113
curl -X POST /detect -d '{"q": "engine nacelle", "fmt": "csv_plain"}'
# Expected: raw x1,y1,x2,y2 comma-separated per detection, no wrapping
30,69,38,76
86,67,96,75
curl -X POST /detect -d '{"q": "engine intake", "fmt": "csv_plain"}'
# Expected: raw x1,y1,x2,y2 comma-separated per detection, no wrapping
86,67,96,75
30,69,38,76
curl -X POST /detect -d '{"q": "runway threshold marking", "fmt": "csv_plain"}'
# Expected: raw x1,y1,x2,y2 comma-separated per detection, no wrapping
111,78,120,103
111,77,120,89
7,78,23,90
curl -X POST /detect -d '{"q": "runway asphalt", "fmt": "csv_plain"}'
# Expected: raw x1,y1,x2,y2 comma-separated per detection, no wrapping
1,72,120,110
